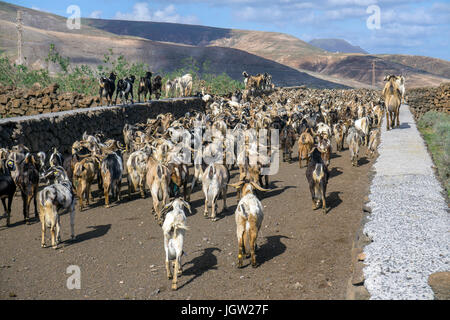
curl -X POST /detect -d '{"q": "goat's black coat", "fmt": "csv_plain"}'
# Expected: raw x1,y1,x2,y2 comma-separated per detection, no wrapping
152,75,162,100
138,72,152,103
280,125,296,162
99,72,117,106
0,161,16,226
115,75,136,105
15,155,40,222
305,148,329,211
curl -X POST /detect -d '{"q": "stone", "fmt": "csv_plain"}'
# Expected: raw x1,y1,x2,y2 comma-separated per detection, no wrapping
428,272,450,300
0,95,9,105
351,262,365,286
357,253,366,261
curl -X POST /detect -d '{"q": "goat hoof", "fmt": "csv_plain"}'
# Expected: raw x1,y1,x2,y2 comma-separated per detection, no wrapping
252,263,259,268
171,284,178,291
41,244,46,248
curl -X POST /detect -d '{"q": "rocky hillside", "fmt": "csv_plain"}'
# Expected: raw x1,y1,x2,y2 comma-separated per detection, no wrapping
0,1,449,89
308,39,368,54
0,2,346,89
84,18,449,89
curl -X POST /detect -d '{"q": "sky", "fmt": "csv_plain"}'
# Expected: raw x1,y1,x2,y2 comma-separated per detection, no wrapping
7,0,450,60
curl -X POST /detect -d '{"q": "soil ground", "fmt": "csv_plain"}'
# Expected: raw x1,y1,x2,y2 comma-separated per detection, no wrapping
0,142,372,300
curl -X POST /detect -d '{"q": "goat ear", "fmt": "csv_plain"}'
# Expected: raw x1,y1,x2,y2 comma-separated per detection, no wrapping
182,201,192,214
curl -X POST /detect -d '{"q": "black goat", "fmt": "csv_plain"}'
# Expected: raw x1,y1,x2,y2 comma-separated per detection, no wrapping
305,147,329,214
115,75,136,105
99,72,117,106
1,160,16,227
138,71,152,103
15,153,40,224
280,124,296,162
152,75,162,100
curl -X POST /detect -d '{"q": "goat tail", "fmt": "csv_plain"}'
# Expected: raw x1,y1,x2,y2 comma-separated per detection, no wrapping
39,188,55,207
172,222,189,239
157,182,163,202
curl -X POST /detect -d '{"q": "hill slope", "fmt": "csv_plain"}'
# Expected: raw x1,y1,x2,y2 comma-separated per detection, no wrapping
309,38,368,54
0,4,347,88
1,1,448,89
84,17,450,88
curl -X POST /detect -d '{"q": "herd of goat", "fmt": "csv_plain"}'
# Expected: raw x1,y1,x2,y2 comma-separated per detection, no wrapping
0,72,405,290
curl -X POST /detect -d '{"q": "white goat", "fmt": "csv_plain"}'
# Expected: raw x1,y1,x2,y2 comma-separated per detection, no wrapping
202,163,229,221
126,150,149,198
161,198,191,291
176,73,193,97
229,180,268,268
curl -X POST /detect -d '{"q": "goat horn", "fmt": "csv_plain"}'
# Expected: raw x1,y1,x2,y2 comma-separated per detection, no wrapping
250,181,271,192
228,180,246,188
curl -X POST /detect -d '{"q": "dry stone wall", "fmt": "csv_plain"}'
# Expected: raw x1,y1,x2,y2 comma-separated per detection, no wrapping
0,83,105,118
0,97,203,155
407,82,450,120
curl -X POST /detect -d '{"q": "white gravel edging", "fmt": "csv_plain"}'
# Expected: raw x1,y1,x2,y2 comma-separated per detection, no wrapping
363,105,450,300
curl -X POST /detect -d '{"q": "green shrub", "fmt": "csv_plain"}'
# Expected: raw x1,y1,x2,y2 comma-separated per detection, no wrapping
0,45,244,97
418,111,450,198
418,110,443,129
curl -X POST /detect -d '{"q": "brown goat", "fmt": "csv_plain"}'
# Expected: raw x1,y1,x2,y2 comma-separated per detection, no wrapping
298,129,314,168
382,75,402,130
73,157,98,211
229,179,269,268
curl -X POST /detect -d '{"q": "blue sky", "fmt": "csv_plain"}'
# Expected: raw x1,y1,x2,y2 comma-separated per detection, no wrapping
7,0,450,60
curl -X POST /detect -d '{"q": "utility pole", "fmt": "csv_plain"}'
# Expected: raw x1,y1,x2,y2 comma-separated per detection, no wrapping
16,10,24,65
372,60,376,87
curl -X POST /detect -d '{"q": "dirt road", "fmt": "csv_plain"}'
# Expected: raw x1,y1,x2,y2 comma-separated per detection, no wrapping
0,143,372,300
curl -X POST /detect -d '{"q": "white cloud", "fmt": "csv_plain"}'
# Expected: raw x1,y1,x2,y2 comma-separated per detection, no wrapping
114,2,199,24
89,10,102,19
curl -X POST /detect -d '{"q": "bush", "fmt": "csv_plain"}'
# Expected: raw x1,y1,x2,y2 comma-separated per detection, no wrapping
418,111,450,198
0,45,244,97
417,110,443,129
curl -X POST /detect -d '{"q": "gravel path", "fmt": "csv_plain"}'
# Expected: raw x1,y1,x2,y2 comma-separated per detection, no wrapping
363,105,449,300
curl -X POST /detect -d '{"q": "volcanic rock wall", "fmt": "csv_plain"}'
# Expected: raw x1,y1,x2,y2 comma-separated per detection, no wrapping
0,97,203,154
407,82,450,120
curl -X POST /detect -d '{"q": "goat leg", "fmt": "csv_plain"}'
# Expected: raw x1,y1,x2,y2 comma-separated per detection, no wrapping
33,189,38,219
172,259,179,291
211,201,217,221
386,110,390,131
55,217,61,247
50,223,56,249
203,199,208,217
104,187,110,208
165,260,172,279
222,188,228,213
41,220,46,248
139,180,145,199
249,227,258,268
321,184,328,214
237,231,245,268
